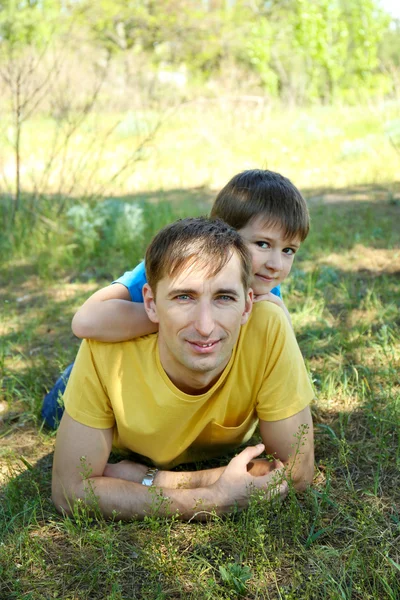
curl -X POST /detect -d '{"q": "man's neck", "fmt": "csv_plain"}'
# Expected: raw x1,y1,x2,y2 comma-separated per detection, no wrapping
166,369,226,396
157,347,231,396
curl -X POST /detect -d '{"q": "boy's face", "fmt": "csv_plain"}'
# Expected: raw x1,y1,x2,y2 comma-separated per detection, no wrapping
238,217,301,296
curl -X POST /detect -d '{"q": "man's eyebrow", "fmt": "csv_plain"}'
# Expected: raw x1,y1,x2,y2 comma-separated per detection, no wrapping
216,288,241,297
167,288,197,298
167,287,241,298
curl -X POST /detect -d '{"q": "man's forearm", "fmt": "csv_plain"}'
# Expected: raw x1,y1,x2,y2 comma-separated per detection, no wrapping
157,467,225,488
259,409,314,493
52,444,289,521
70,475,227,521
285,451,315,492
103,460,225,489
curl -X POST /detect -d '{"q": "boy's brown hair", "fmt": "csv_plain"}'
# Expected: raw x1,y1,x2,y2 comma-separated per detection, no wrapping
145,217,252,295
210,169,309,241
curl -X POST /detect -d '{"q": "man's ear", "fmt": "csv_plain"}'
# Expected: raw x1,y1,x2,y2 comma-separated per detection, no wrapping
241,288,253,325
142,283,159,324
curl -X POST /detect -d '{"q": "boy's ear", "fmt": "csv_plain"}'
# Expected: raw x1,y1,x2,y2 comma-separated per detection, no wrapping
240,288,253,325
142,283,159,324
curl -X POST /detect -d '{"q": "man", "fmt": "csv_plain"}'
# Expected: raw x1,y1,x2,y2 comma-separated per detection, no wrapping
52,217,314,520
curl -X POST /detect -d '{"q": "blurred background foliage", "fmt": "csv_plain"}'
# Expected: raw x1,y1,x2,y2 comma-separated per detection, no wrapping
0,0,397,104
0,0,399,273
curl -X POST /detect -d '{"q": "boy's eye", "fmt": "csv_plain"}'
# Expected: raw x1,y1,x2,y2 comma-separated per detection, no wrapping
256,241,269,249
283,247,296,256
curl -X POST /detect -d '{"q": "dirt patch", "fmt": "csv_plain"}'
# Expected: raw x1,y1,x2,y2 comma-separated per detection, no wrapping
306,182,400,205
0,426,54,486
322,245,400,275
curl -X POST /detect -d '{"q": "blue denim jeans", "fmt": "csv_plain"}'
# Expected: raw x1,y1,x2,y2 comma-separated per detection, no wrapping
41,362,74,428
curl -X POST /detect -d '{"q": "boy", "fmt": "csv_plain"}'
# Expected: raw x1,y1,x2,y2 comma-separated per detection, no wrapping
42,169,309,427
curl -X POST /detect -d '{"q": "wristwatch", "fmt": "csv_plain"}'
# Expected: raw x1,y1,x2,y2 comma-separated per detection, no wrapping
141,467,159,487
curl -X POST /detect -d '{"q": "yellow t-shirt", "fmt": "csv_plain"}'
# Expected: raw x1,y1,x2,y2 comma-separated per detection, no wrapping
64,302,314,468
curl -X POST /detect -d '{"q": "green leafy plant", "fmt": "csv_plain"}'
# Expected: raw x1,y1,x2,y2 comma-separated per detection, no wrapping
218,562,252,596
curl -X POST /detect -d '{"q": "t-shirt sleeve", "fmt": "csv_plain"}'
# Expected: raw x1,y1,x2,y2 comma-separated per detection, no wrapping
112,261,147,302
255,309,314,421
63,340,115,429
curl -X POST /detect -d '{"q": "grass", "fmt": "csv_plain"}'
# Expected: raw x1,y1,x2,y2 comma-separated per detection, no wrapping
0,105,399,598
1,101,400,200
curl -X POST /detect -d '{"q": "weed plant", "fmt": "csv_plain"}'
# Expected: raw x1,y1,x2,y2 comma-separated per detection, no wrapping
0,179,399,597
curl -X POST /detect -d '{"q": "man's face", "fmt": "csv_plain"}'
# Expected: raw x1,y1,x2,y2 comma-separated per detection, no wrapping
143,252,253,393
238,217,301,296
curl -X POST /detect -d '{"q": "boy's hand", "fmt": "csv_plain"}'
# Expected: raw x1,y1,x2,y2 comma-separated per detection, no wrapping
253,291,282,305
253,292,293,328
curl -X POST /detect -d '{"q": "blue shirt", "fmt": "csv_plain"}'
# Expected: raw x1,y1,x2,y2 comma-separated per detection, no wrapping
114,261,282,300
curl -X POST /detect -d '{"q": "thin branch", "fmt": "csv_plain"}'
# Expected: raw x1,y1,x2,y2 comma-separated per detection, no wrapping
389,135,400,156
91,104,178,200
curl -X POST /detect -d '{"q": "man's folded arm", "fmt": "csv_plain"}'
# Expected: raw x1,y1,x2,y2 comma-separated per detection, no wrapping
103,458,226,488
52,413,288,521
259,406,314,492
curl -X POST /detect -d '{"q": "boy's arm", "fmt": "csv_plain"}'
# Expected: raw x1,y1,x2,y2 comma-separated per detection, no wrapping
71,284,158,341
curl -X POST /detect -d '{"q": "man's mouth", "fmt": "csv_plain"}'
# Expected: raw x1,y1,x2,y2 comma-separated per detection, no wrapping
187,340,220,353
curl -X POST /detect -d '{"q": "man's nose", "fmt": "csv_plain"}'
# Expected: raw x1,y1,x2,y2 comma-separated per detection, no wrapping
265,250,282,272
194,303,215,337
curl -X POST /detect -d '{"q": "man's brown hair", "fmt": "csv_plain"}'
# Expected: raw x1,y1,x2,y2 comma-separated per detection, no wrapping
145,217,252,294
210,169,309,241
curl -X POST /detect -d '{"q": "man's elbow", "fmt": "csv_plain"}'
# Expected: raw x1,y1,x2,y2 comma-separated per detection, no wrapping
51,477,84,516
290,458,315,492
292,472,313,492
52,484,73,515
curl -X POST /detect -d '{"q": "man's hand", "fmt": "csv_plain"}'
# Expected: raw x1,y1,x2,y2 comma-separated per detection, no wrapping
211,444,288,511
247,457,283,477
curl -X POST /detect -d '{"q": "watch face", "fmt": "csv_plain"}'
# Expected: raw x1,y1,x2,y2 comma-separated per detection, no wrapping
142,467,158,486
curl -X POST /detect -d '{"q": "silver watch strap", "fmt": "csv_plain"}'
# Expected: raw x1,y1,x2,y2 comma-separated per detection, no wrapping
141,467,159,487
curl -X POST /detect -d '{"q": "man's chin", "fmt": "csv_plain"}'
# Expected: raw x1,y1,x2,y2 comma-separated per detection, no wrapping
186,360,221,374
183,354,229,376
